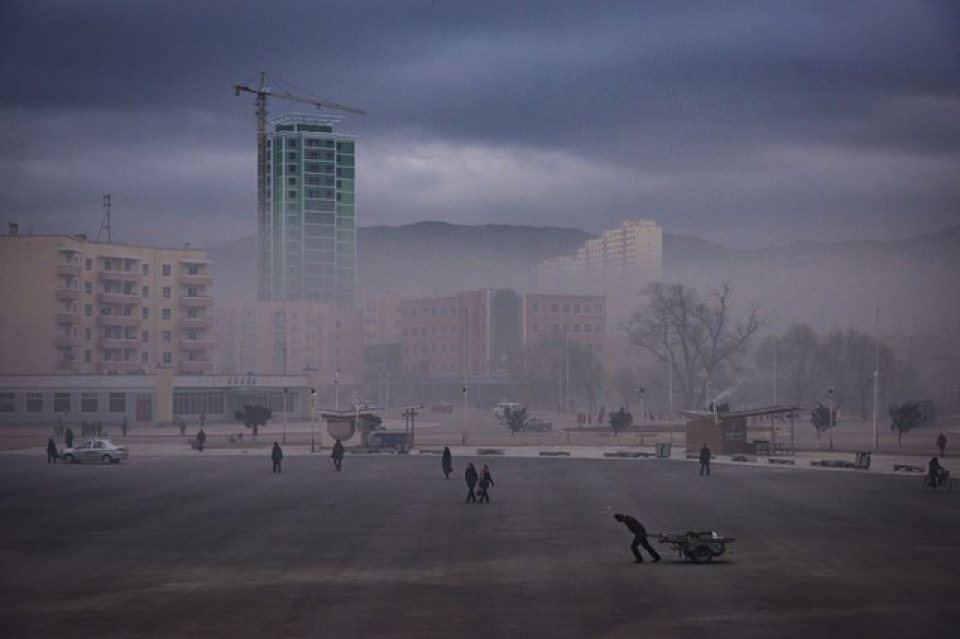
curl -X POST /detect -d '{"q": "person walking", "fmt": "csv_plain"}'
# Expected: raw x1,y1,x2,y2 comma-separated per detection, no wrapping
464,462,479,503
699,443,712,476
64,426,74,449
196,428,206,452
936,432,947,457
271,442,283,473
179,418,187,437
441,446,453,479
614,513,661,564
46,438,59,464
332,439,345,471
478,464,495,503
121,416,128,438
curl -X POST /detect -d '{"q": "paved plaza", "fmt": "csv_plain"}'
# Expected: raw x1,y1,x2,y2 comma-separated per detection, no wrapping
1,441,958,638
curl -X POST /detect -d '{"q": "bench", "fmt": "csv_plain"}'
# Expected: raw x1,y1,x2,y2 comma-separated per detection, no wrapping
604,451,654,458
731,455,755,463
476,448,505,456
539,451,571,457
768,458,795,465
894,464,924,473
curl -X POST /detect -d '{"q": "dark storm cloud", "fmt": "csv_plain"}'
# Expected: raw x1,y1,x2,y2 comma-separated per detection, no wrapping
0,0,957,247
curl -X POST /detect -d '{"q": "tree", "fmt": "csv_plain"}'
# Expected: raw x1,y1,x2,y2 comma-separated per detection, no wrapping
754,323,821,406
522,334,604,413
608,407,632,437
626,283,760,409
809,403,836,440
889,403,923,447
233,404,272,440
503,406,528,436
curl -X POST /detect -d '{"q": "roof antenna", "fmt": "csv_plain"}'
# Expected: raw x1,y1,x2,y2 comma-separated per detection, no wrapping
96,194,112,243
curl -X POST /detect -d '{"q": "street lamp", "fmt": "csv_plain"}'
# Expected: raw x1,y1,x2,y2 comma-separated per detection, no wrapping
334,368,341,410
310,387,317,453
282,387,288,444
826,387,835,451
636,385,645,446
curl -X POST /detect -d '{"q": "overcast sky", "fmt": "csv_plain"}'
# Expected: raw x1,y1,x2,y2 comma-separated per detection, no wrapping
1,0,957,249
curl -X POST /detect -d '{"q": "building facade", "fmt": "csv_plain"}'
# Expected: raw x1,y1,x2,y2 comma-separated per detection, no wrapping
0,231,215,376
539,219,663,295
397,289,606,382
262,114,357,308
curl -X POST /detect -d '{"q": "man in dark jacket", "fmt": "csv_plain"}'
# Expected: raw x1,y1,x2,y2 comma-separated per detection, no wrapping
64,426,74,449
464,463,479,503
441,446,453,479
478,465,495,503
699,443,712,475
271,442,283,473
614,513,661,563
46,438,59,464
332,439,345,471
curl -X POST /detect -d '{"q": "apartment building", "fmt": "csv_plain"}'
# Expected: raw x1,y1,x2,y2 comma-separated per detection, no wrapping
262,114,357,308
215,301,363,385
539,219,663,294
0,231,214,376
398,289,605,381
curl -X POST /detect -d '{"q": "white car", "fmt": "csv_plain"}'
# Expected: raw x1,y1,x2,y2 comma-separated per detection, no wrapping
62,438,129,464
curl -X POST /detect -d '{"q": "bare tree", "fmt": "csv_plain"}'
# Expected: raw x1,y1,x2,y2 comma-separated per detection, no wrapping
754,323,821,406
522,334,603,413
626,283,760,409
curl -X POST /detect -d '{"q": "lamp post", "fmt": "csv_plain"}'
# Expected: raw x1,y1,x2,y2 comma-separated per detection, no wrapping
282,387,288,444
310,387,317,453
334,368,341,411
636,385,645,446
827,387,835,451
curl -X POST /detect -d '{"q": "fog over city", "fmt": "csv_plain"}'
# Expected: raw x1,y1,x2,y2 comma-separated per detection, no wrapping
1,1,958,250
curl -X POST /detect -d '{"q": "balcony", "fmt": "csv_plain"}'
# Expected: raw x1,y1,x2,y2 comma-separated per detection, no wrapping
97,315,142,328
180,274,213,287
179,295,213,308
55,336,81,349
180,339,215,351
96,361,144,374
57,264,82,277
180,317,212,330
57,360,80,373
98,337,141,350
97,270,142,285
97,292,140,305
55,288,81,302
57,312,81,325
180,361,214,374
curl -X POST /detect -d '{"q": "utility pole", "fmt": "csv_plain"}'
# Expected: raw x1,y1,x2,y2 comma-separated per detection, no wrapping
96,194,112,243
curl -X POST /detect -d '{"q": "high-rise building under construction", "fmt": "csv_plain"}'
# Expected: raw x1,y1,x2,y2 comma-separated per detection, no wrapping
262,114,357,308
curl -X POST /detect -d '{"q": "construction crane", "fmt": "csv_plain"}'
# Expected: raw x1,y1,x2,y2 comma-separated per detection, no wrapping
233,72,366,299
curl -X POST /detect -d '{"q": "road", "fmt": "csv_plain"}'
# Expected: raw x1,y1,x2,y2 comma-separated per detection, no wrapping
1,452,958,638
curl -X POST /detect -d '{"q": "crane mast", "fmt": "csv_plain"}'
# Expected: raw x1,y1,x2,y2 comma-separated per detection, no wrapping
233,72,365,300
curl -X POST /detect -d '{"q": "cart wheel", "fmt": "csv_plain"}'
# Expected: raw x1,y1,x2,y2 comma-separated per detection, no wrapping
688,545,714,564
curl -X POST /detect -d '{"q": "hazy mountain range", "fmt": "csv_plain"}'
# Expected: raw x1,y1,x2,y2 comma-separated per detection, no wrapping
208,223,960,338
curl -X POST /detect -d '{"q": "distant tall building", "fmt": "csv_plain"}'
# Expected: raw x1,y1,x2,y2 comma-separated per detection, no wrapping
0,231,215,375
262,114,357,308
539,219,663,295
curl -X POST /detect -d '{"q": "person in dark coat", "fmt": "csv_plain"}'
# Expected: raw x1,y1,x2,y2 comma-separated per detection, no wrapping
271,442,283,473
614,513,661,563
196,428,206,452
46,438,59,464
936,432,947,457
332,439,345,471
441,446,453,479
478,465,495,503
699,443,712,475
928,457,945,488
64,426,74,449
464,463,479,503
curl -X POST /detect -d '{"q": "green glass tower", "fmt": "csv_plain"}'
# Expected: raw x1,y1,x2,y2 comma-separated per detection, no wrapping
263,114,356,308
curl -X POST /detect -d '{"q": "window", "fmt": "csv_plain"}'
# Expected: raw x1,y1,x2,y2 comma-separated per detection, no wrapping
85,259,92,271
141,352,149,364
142,286,149,297
142,264,149,275
142,331,149,342
163,352,172,364
532,302,540,313
163,287,171,298
162,264,172,276
163,331,172,343
84,329,92,340
84,350,92,362
142,307,149,319
108,393,126,413
0,393,14,412
84,304,93,317
85,282,92,293
162,309,172,320
80,393,98,413
53,393,71,413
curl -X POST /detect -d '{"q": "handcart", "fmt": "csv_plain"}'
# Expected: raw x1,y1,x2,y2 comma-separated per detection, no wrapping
655,531,735,563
